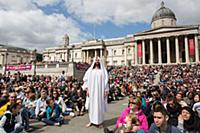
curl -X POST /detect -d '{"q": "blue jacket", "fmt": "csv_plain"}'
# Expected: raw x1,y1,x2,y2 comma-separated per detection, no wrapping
46,103,61,120
148,123,181,133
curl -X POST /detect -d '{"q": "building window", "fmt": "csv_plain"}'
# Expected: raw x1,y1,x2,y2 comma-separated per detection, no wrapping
106,61,109,65
162,20,164,25
106,50,108,56
128,48,131,54
114,50,116,55
75,53,77,58
171,19,173,25
113,60,117,65
121,60,125,65
122,49,125,55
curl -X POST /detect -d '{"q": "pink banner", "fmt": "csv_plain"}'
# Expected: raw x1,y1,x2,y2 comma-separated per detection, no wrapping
137,42,142,58
6,64,32,71
76,63,89,71
189,38,195,56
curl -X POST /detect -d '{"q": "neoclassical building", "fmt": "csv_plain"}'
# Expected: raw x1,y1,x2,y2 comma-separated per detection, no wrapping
43,2,200,66
0,44,36,66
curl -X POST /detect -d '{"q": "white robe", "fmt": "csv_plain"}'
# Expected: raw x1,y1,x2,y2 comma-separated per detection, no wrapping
83,58,109,125
88,69,106,124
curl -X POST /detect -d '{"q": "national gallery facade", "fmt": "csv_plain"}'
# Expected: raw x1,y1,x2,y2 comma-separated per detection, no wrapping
43,2,199,66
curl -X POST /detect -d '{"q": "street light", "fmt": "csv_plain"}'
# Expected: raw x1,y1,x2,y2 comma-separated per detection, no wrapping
4,53,8,75
33,49,37,77
72,45,75,62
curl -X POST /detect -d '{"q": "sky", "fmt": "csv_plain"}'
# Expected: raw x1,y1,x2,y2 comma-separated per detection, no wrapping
0,0,200,52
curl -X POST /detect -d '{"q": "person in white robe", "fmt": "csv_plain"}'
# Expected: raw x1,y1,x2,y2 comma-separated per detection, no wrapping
82,57,109,128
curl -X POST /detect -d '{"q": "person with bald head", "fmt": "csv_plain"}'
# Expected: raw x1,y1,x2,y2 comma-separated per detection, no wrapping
83,57,109,128
0,92,17,116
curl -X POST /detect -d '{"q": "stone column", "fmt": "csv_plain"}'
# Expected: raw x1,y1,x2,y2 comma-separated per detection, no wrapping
185,36,189,63
166,38,171,64
132,45,135,65
86,50,89,63
95,49,97,57
175,36,180,63
150,39,153,64
111,49,113,65
125,47,127,66
158,38,162,64
195,35,199,62
100,49,103,58
134,42,138,65
142,40,145,64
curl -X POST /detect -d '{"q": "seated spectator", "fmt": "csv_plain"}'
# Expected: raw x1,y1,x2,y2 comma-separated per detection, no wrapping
0,103,23,133
193,102,200,118
52,90,74,116
74,89,85,116
16,98,29,131
147,101,163,128
42,99,63,126
104,97,148,133
35,88,49,120
177,106,200,132
183,91,194,107
175,92,188,107
119,113,142,133
0,92,17,117
192,93,200,106
148,106,181,133
166,94,181,126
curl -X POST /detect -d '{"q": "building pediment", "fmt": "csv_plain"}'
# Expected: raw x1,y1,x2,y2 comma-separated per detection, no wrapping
134,25,199,40
135,25,199,36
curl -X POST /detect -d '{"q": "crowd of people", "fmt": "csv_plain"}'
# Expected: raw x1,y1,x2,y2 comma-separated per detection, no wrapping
0,63,199,133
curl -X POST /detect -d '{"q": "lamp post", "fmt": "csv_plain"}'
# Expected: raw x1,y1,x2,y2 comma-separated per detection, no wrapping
33,49,37,77
4,53,8,75
1,54,5,74
72,45,75,62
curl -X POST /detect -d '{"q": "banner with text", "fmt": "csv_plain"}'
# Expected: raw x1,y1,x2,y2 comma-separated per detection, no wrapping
6,64,32,71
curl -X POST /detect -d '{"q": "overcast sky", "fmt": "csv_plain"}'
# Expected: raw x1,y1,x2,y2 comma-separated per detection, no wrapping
0,0,199,52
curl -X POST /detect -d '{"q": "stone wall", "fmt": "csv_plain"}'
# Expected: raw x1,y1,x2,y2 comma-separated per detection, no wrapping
0,62,87,81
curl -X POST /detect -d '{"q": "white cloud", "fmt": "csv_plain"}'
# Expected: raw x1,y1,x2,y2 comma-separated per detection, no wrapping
0,10,90,51
64,0,200,25
0,0,91,51
164,0,200,25
32,0,62,7
0,0,35,11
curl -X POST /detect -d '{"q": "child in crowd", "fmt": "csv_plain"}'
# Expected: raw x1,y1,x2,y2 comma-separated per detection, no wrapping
42,99,63,126
120,113,139,133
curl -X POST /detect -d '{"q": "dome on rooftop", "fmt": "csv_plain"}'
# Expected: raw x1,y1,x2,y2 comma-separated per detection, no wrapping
152,1,176,23
151,2,177,29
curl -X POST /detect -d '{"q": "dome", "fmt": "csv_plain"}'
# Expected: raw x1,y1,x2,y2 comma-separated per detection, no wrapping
151,2,176,23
